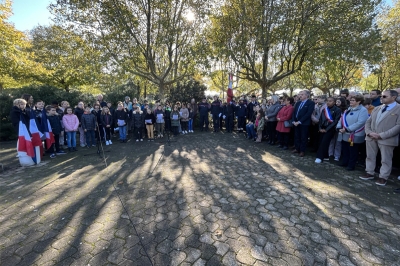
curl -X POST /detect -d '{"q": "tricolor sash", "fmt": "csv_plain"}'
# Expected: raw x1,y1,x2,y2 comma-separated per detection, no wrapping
323,106,333,123
341,111,365,146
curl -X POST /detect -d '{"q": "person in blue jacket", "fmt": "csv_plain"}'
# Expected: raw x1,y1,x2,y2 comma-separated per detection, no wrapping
198,98,210,131
223,100,236,133
235,98,247,133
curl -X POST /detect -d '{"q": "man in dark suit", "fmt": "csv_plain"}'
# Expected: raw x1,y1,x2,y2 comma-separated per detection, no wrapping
292,90,315,157
247,95,258,120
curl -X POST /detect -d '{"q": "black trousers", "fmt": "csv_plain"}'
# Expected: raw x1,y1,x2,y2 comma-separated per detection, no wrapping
278,132,290,147
316,129,336,160
199,114,209,130
294,124,310,152
225,116,233,132
267,121,278,143
134,127,143,139
238,116,246,130
47,134,60,153
341,141,360,169
212,114,220,131
309,124,320,150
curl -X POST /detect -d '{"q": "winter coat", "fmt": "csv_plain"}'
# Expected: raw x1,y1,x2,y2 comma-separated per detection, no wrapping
337,105,369,144
144,113,156,125
74,107,84,123
198,102,210,116
91,109,102,125
180,108,189,122
10,106,29,133
132,110,144,128
164,106,172,121
81,113,97,131
319,105,341,132
170,110,181,126
62,114,79,132
155,109,165,123
223,103,235,117
101,113,113,127
114,109,129,126
210,100,222,116
265,103,282,122
235,103,247,117
276,105,294,133
256,117,265,131
188,108,195,120
247,101,259,119
48,115,63,135
191,103,198,117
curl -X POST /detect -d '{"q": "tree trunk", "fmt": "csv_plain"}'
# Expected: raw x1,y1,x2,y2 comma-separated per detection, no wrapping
158,83,164,100
64,84,70,93
261,83,268,98
0,83,3,93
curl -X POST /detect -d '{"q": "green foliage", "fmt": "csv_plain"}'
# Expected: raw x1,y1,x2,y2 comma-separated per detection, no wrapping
168,80,207,103
0,0,47,90
208,0,382,97
29,25,102,92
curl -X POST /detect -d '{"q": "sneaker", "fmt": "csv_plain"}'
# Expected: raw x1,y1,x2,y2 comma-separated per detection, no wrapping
323,158,329,161
56,150,66,155
136,139,139,142
359,173,375,180
151,139,154,141
315,158,322,164
106,141,110,145
140,139,143,141
92,144,96,147
191,130,194,133
375,178,387,186
109,140,112,144
334,157,339,161
80,144,86,147
398,176,400,181
50,153,56,158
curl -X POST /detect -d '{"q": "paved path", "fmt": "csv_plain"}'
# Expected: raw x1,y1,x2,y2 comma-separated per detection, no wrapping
0,132,400,265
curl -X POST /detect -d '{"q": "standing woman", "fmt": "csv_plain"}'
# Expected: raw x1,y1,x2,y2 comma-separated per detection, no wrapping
21,94,34,113
265,95,281,145
276,97,294,149
101,106,113,145
63,107,80,151
336,94,369,171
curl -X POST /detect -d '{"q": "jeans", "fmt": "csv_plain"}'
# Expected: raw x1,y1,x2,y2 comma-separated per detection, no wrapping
119,125,127,140
66,131,77,148
188,119,193,131
85,130,96,146
78,126,86,146
246,124,256,139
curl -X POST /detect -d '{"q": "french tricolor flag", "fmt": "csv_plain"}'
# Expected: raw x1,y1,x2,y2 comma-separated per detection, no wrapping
29,110,43,147
18,115,35,158
41,109,55,148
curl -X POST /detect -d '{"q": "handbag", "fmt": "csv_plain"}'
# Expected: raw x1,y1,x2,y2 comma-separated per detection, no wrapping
284,120,293,128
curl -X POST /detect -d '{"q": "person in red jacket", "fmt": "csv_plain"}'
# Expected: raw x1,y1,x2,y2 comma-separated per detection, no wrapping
276,97,294,150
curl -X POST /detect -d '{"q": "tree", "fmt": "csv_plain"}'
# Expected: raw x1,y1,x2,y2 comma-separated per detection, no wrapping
50,0,211,99
0,0,46,91
29,25,102,92
168,79,207,103
208,0,381,97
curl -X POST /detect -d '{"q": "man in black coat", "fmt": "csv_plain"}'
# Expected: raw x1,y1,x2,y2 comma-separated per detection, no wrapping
247,95,258,121
210,96,222,132
291,90,315,157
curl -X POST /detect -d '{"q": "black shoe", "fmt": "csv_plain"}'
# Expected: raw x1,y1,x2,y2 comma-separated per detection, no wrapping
346,167,355,171
73,147,78,151
277,145,283,148
393,188,400,193
283,146,288,150
338,163,347,167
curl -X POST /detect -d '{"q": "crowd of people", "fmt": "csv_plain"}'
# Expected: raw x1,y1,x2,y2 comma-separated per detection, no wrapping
9,88,400,192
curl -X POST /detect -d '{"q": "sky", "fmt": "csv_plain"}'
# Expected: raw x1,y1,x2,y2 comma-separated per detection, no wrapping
8,0,396,32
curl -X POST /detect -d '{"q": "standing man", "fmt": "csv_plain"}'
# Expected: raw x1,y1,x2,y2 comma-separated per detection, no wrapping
360,90,400,186
291,90,315,157
247,95,258,121
370,90,382,107
210,96,222,132
198,98,210,131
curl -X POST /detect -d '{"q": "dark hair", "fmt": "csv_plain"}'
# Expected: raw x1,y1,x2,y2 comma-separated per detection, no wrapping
45,105,55,111
386,89,398,97
350,94,364,105
21,94,32,105
35,99,44,103
337,97,348,112
64,107,73,114
340,89,349,96
258,109,265,117
363,98,372,105
51,100,59,105
371,89,381,95
287,97,294,104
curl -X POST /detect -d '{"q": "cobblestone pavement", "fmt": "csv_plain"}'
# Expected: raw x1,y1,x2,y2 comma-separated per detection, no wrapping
1,131,400,265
